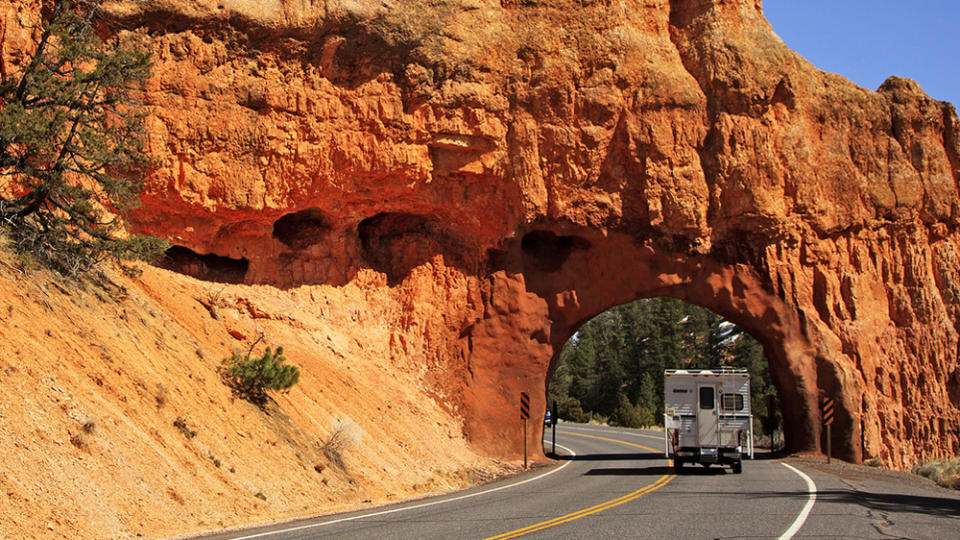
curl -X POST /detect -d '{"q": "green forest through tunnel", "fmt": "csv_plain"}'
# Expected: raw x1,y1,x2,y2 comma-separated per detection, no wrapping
548,297,783,448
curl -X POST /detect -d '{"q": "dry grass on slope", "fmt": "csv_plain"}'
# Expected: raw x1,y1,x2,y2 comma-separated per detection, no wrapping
0,246,513,539
914,457,960,490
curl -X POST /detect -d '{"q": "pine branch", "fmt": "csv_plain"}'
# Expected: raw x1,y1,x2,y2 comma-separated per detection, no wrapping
0,0,166,276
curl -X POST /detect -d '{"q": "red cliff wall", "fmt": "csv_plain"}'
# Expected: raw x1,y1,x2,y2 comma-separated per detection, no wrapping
3,0,958,469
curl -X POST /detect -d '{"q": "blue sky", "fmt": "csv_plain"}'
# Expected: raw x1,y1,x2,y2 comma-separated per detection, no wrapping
763,1,958,107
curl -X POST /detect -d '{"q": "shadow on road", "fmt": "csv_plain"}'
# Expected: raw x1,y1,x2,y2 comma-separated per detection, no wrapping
552,452,665,461
584,466,676,476
749,489,960,517
672,465,731,475
582,465,734,476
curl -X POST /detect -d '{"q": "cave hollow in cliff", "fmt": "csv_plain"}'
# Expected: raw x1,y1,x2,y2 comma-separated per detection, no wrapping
272,208,332,250
358,212,474,284
160,245,249,284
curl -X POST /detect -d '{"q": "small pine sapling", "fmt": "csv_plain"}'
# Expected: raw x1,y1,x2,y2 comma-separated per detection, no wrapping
222,342,300,405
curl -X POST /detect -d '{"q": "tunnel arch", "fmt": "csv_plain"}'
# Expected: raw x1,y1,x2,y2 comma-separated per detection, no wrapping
458,226,850,463
541,272,818,458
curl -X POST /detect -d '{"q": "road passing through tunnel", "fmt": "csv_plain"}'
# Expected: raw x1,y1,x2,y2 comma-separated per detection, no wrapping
201,423,960,539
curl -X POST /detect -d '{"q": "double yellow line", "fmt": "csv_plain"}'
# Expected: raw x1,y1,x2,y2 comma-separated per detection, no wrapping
484,431,676,540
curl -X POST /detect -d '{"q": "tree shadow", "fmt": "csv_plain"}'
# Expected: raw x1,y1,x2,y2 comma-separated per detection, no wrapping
799,489,960,517
585,466,677,476
700,488,960,517
556,452,667,461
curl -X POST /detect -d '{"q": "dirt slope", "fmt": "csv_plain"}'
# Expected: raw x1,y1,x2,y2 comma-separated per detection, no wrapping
0,249,516,539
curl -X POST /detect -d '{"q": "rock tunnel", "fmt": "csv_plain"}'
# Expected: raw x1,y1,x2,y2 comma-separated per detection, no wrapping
456,227,843,463
440,225,960,471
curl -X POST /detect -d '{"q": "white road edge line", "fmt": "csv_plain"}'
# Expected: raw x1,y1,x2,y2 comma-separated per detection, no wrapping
229,443,577,539
778,463,817,540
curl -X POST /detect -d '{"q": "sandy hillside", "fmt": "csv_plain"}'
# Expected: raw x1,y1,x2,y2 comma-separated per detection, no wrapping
0,247,518,539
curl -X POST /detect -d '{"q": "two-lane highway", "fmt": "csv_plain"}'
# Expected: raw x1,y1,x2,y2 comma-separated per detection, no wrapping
201,423,960,539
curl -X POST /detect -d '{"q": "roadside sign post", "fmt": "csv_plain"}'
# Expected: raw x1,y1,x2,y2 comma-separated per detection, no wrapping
766,393,777,448
551,400,557,456
520,392,530,469
822,397,835,464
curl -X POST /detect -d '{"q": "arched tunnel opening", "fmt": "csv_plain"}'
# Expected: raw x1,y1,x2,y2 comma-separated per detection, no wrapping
546,297,784,454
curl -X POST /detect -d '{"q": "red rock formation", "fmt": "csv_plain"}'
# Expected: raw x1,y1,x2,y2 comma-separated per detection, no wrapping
3,0,958,469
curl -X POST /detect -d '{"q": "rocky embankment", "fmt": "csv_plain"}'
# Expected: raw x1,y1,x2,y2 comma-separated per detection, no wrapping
0,253,513,538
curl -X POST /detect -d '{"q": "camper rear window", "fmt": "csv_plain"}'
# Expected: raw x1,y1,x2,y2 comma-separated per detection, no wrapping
722,394,744,411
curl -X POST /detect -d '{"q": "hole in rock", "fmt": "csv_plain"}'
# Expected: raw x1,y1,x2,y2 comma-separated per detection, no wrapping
485,248,510,273
521,230,591,273
272,208,332,249
548,297,783,454
358,212,468,285
160,246,248,284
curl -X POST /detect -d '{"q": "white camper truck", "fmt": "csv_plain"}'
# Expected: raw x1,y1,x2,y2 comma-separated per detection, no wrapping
664,368,754,473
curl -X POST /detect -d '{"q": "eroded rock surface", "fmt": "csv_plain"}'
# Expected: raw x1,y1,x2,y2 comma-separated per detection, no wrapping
3,0,959,471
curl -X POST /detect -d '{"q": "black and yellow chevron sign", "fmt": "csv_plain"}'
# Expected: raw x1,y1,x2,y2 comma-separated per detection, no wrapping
822,397,835,426
520,392,530,420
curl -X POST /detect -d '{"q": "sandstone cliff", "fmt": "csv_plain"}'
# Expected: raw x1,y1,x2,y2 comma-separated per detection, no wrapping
116,0,959,467
2,0,959,534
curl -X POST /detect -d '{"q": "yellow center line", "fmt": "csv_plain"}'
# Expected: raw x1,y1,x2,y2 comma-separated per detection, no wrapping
483,431,676,540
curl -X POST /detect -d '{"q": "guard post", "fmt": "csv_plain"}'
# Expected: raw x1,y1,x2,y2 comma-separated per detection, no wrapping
520,392,530,468
822,397,835,464
551,399,558,456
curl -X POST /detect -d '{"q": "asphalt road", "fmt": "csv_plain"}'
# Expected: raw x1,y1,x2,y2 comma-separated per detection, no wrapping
200,423,960,539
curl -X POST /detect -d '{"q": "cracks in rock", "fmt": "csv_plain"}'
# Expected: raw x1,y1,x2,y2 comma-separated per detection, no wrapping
941,104,960,207
866,509,899,537
886,102,929,211
665,0,746,248
834,479,903,539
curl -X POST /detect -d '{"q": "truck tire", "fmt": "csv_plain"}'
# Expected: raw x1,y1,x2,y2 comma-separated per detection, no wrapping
732,460,742,474
673,459,683,474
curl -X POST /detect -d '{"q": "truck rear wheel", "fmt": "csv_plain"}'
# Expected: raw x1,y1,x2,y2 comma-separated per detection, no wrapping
732,460,742,474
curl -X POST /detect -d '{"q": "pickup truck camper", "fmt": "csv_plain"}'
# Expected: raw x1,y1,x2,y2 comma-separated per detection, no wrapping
664,368,754,473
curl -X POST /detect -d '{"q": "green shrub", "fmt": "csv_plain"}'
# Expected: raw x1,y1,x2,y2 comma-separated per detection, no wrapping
222,346,300,405
558,397,590,423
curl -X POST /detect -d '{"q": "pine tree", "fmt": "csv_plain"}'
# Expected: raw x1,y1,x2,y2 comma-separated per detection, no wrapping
634,371,658,426
223,345,300,405
0,0,166,275
610,392,642,428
